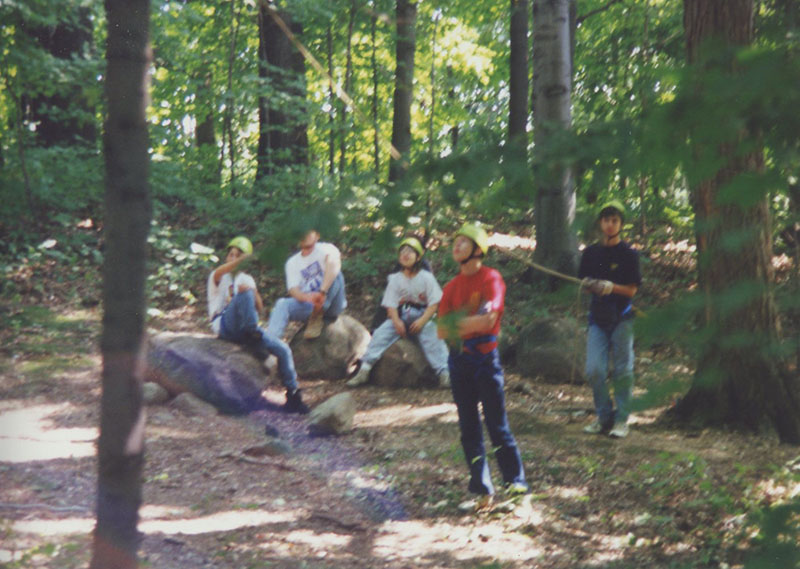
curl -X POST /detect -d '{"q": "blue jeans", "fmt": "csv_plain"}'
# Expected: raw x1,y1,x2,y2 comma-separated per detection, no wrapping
266,272,347,339
585,319,634,426
449,349,527,496
362,306,449,374
219,290,298,392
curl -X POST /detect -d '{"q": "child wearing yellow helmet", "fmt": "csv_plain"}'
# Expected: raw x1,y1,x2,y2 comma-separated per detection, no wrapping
207,236,308,414
347,233,450,388
578,201,641,438
437,222,528,511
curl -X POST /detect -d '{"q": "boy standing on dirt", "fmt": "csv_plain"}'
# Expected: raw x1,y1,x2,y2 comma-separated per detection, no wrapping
266,228,347,341
438,223,528,511
347,234,450,388
578,201,641,438
208,236,309,414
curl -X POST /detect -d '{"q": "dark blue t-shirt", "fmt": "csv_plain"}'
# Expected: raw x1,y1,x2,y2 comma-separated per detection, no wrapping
578,241,641,330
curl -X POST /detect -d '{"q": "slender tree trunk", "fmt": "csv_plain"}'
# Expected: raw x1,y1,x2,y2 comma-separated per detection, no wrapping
428,9,439,157
339,1,357,176
90,1,151,567
531,0,578,279
224,0,240,189
509,0,529,144
388,0,417,183
327,24,336,175
371,1,380,180
675,0,800,443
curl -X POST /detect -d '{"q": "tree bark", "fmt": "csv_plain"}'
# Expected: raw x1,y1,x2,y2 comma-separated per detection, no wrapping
531,0,578,279
388,0,417,183
339,0,357,176
90,1,151,567
509,0,529,144
675,0,800,443
21,6,97,147
371,1,381,180
256,6,309,182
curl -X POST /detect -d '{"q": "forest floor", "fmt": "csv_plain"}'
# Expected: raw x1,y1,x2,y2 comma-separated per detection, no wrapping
2,244,799,569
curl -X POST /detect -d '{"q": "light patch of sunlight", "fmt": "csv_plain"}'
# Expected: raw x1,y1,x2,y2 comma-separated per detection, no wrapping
489,232,536,251
0,404,96,462
373,519,546,563
355,403,456,429
552,486,589,500
283,529,350,549
140,509,300,535
581,533,631,566
12,509,301,538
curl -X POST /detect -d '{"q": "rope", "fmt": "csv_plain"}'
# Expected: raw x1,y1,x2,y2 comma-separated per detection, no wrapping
495,247,584,285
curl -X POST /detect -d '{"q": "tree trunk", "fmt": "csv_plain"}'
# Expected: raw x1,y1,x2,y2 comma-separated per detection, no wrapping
256,6,309,181
371,1,381,180
675,0,800,443
509,0,529,144
90,1,151,567
531,0,578,279
339,1,357,176
388,0,417,183
22,6,97,146
327,24,336,175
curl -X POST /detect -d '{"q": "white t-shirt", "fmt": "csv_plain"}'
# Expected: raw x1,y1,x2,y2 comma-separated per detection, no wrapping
285,242,341,293
207,270,257,335
381,270,443,309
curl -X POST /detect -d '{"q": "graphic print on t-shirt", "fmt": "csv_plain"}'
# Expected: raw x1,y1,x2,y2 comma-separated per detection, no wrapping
300,261,324,292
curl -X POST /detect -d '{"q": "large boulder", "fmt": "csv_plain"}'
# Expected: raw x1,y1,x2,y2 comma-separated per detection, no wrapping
289,315,370,379
146,332,271,414
369,338,439,388
515,317,586,384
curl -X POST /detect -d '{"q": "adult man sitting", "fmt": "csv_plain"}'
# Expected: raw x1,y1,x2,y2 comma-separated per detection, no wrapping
267,229,347,341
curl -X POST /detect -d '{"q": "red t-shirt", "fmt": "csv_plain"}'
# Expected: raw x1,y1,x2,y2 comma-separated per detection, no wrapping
439,265,505,353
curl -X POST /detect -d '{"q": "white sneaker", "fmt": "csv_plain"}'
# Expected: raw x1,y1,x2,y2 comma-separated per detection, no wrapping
437,370,451,388
346,363,372,387
609,421,629,438
583,419,605,434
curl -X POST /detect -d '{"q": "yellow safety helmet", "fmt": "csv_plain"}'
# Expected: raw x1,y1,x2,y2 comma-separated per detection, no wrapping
227,236,253,256
455,222,489,256
398,236,425,258
599,200,626,221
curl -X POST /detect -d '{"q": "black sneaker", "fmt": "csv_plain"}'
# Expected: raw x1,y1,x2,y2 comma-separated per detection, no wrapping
283,389,310,414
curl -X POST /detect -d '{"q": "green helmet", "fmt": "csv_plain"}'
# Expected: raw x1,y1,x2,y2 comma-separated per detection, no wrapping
455,222,489,255
399,236,425,258
227,236,253,256
599,200,626,220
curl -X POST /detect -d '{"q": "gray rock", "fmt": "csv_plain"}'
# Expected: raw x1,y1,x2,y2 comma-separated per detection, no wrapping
515,317,586,384
290,315,370,379
142,381,170,405
170,392,218,417
242,438,292,458
308,392,356,435
370,338,439,388
146,332,270,414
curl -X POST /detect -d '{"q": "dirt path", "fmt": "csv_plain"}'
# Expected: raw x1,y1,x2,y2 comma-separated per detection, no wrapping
2,306,798,569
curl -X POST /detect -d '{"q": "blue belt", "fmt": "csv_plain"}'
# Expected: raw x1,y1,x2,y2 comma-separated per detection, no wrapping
462,334,497,354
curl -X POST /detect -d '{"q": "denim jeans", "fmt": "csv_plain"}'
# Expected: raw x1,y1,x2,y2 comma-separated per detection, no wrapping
585,319,634,426
219,290,298,392
266,272,347,339
362,307,449,374
449,349,527,496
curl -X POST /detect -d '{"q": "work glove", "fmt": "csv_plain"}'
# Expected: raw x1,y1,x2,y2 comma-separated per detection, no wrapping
590,279,614,296
581,278,597,291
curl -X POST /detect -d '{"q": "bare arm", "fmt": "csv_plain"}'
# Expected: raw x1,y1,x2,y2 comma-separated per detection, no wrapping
213,253,251,285
457,311,499,337
387,306,406,337
408,302,439,335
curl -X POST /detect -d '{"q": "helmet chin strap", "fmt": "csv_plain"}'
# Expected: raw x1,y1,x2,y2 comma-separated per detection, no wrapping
459,243,480,265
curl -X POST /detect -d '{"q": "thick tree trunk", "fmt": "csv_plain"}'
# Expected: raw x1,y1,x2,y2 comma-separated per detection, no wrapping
388,0,417,183
22,6,97,146
90,1,151,567
676,0,800,443
371,1,380,180
531,0,578,279
256,7,309,182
